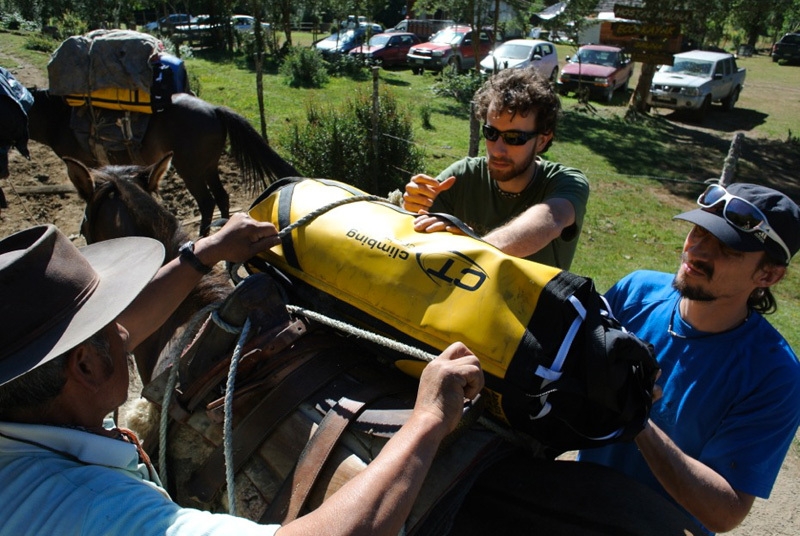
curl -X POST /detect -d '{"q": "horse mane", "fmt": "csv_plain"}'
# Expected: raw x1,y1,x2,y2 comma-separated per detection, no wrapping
82,164,233,382
98,167,187,258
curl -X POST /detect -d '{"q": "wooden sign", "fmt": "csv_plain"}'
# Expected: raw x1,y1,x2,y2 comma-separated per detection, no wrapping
611,22,680,39
613,5,693,23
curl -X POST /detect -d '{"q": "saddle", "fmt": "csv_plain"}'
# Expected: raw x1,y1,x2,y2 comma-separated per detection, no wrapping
141,271,505,533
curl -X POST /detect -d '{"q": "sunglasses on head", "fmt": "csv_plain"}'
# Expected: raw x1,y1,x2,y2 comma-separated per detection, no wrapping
482,124,539,146
697,184,792,264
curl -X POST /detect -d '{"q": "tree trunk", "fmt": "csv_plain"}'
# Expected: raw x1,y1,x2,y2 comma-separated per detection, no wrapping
628,62,657,113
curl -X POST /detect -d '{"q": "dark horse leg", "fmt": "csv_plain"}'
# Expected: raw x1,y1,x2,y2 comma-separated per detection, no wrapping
146,95,229,236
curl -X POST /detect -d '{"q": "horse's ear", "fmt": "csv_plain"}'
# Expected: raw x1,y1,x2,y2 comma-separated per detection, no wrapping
147,152,174,192
63,157,95,201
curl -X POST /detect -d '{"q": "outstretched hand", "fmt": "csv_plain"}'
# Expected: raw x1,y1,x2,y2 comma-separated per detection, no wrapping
195,212,281,266
415,342,484,435
402,174,456,214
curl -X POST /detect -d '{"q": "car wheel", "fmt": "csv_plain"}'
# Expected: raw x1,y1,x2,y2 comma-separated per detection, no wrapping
721,87,740,112
604,86,615,104
412,67,423,75
558,86,568,96
549,67,558,83
695,96,711,122
772,55,779,63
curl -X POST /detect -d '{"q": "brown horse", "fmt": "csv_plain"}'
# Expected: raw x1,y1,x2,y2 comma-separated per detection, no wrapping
27,89,299,235
64,153,234,382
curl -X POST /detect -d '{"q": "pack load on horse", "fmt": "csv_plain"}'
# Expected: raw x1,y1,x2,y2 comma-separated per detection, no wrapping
47,29,188,165
70,158,701,535
0,31,299,236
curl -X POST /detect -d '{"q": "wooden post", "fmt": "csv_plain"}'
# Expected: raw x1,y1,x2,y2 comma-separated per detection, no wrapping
468,101,480,157
372,66,380,193
719,132,744,187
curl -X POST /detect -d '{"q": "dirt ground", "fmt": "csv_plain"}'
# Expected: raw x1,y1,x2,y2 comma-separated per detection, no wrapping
2,58,798,536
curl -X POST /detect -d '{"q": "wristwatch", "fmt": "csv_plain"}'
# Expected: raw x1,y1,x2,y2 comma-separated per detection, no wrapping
179,240,213,274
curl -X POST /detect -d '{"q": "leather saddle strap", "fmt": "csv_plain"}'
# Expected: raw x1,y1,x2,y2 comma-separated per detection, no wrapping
264,380,407,524
186,348,362,504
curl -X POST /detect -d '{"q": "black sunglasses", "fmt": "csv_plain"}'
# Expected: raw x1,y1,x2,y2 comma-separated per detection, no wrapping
482,124,539,146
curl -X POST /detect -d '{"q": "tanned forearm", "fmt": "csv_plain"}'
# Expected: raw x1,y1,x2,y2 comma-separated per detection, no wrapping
635,420,755,533
482,199,575,258
275,411,446,536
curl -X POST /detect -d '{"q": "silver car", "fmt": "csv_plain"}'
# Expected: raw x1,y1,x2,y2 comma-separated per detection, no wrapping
480,39,559,81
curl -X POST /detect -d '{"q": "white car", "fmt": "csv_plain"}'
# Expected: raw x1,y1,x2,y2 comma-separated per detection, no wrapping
143,13,191,32
480,39,559,80
231,15,270,33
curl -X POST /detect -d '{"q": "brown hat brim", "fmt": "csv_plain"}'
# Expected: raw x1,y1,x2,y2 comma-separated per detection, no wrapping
0,231,164,385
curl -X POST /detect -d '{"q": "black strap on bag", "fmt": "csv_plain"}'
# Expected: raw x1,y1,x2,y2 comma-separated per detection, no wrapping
501,271,658,454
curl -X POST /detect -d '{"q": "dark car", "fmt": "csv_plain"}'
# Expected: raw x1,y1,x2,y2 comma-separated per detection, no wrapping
349,32,421,68
314,27,379,58
557,44,634,103
406,25,498,74
772,33,800,64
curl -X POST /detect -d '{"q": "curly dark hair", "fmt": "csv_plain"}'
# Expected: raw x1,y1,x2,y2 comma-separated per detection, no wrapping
473,68,561,151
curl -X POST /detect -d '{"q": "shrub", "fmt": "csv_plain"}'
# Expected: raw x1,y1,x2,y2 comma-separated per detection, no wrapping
285,90,425,195
25,33,58,53
431,69,485,106
49,10,88,40
279,46,329,88
1,12,38,32
324,53,368,80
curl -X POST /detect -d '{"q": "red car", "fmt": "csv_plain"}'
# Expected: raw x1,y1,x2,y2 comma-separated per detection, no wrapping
349,32,421,68
557,44,634,103
406,25,498,74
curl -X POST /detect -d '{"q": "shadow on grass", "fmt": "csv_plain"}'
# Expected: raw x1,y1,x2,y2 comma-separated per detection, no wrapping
558,107,800,204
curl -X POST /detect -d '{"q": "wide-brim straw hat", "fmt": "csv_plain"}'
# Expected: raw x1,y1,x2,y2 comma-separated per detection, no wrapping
0,225,164,386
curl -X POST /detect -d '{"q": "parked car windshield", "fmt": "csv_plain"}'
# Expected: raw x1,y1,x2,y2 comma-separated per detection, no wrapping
780,33,800,44
493,43,533,60
662,59,713,76
575,48,619,66
323,29,360,44
367,34,391,46
430,29,465,45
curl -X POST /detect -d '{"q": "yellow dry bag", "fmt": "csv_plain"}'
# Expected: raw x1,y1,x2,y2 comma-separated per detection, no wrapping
248,178,658,452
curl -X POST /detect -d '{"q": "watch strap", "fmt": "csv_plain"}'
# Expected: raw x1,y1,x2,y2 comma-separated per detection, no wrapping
179,241,213,274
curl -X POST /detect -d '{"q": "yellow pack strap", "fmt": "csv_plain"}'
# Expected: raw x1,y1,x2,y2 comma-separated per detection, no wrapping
65,88,153,114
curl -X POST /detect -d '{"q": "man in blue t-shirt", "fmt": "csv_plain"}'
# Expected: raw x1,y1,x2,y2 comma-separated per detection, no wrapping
579,183,800,534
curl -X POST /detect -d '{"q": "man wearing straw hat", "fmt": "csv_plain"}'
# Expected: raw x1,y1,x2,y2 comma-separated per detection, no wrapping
0,214,483,536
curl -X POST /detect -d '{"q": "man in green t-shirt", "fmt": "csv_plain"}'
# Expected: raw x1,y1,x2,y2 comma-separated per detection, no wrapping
402,68,589,270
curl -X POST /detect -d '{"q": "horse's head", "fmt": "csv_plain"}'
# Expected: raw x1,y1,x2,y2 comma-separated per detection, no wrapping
64,153,181,248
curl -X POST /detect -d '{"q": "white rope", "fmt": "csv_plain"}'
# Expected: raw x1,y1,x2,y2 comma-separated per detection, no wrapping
276,195,387,240
285,305,435,363
157,302,223,489
285,305,528,448
223,317,251,516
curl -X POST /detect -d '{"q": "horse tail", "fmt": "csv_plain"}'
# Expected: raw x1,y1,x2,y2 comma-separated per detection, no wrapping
214,106,300,193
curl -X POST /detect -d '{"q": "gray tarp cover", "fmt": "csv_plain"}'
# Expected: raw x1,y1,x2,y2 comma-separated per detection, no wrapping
47,29,161,95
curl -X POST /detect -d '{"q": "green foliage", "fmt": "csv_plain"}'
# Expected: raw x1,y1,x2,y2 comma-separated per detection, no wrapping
279,45,329,88
1,11,38,31
284,90,425,195
324,53,369,79
48,10,88,40
24,32,57,52
419,103,434,130
431,70,484,107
